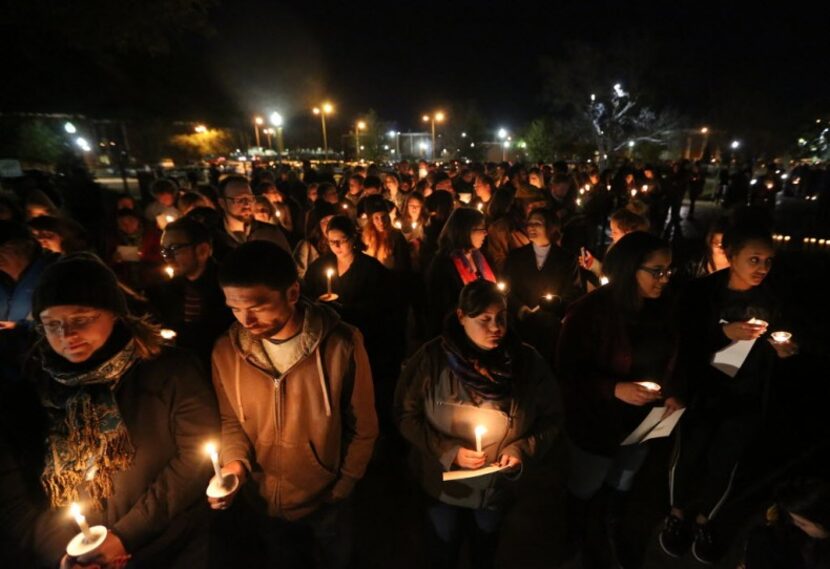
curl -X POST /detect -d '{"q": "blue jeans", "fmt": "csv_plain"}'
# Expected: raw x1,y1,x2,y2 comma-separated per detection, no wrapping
425,498,504,569
566,438,650,500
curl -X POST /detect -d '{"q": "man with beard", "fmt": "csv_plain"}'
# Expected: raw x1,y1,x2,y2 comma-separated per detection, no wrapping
212,175,291,261
209,241,378,569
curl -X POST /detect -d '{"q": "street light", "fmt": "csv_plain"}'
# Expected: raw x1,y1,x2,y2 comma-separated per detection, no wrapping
253,116,264,147
730,140,741,150
497,128,508,140
422,111,445,160
75,137,91,152
313,102,335,160
355,120,366,158
194,124,207,133
270,112,284,156
64,122,77,134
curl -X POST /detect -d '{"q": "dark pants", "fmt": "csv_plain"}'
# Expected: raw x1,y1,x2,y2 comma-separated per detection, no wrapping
210,497,353,569
425,499,504,569
670,406,760,520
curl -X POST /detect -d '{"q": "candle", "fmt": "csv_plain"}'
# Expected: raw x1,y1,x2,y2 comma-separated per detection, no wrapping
341,203,349,210
393,221,402,230
476,202,484,212
600,276,610,286
411,221,418,230
543,293,554,302
576,198,582,207
160,329,177,340
641,184,648,192
748,317,768,327
164,265,175,279
326,268,335,296
770,331,792,343
70,503,94,542
276,209,282,218
474,425,487,453
205,442,222,481
635,381,662,392
165,215,175,224
496,281,507,293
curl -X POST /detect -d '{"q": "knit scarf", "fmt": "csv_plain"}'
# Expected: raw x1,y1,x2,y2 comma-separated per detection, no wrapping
450,249,496,285
39,338,139,510
441,318,514,402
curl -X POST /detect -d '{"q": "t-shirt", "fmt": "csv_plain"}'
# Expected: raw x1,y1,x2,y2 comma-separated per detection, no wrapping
262,334,303,376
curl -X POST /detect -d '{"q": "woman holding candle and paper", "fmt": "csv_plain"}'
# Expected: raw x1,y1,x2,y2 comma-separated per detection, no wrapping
395,279,563,569
24,254,219,568
659,220,798,565
557,231,679,569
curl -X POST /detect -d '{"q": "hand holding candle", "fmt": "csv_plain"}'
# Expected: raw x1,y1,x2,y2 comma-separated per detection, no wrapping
205,442,241,502
205,442,222,482
164,265,175,279
66,502,108,557
474,425,487,453
326,267,335,295
70,503,94,542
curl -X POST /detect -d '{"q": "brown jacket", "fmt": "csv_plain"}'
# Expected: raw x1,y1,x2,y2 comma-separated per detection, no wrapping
211,299,378,520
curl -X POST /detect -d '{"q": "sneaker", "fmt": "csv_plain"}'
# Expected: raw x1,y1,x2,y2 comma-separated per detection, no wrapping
691,522,718,565
658,514,692,558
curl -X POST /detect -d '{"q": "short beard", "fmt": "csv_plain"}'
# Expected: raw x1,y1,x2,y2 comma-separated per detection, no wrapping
227,210,253,224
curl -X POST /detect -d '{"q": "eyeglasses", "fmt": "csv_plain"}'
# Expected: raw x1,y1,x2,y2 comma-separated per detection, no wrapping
161,243,195,259
472,226,488,234
328,238,351,247
638,266,674,280
38,313,103,336
223,195,255,206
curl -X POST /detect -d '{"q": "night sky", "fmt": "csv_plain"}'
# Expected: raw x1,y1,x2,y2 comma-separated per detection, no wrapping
3,0,828,149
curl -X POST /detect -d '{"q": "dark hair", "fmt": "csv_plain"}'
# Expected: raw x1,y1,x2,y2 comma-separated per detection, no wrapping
527,207,562,243
255,181,278,196
438,207,485,253
425,189,454,223
604,231,671,313
348,174,365,185
151,178,178,196
326,215,360,249
722,222,773,259
218,241,298,291
164,216,212,246
27,216,89,253
777,478,830,530
254,196,275,217
116,208,142,222
306,201,338,254
177,191,208,212
610,208,650,233
457,279,507,317
218,175,250,198
487,185,516,221
363,176,382,191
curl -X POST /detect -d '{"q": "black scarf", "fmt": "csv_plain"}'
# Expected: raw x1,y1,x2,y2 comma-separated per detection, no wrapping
440,318,515,402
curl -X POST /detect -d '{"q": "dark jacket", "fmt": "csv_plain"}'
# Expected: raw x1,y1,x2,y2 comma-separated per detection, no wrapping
425,251,495,338
145,259,233,367
31,346,220,567
212,219,292,262
557,287,677,456
395,335,563,509
504,243,583,311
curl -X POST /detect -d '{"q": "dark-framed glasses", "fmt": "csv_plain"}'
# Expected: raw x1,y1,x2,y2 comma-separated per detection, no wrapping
638,266,674,280
161,243,195,259
38,313,103,336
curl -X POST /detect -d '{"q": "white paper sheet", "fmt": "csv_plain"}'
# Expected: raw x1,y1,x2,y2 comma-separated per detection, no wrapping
442,464,509,482
711,339,756,378
621,407,685,446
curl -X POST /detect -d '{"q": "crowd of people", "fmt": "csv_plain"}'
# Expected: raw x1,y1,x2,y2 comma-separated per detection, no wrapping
0,156,828,569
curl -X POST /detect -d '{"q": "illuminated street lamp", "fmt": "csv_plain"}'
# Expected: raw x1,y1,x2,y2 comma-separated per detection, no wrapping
270,112,284,155
422,111,445,160
730,140,741,150
313,102,335,160
355,120,366,158
253,116,264,147
194,124,207,134
64,122,77,134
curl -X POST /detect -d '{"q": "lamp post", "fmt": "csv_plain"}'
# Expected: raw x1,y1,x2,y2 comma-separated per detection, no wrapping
498,128,508,161
422,111,445,161
270,112,284,157
253,116,264,147
355,120,366,159
700,126,710,160
313,102,334,161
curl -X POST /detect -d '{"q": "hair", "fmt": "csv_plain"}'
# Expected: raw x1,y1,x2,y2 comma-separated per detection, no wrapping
425,189,454,223
722,221,773,259
610,208,650,234
326,215,361,250
254,181,279,196
218,175,250,198
401,192,428,226
476,174,496,196
361,196,393,261
0,220,40,259
457,279,507,317
0,193,24,222
776,478,830,530
151,178,178,196
363,175,382,192
305,201,338,254
527,207,562,244
177,191,209,213
487,185,516,221
603,231,671,313
348,173,365,185
254,196,276,218
218,240,298,292
27,216,89,253
164,216,212,246
438,207,485,253
384,172,400,185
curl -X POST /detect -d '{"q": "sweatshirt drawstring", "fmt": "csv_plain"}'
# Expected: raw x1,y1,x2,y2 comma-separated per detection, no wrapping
316,348,332,417
235,355,246,423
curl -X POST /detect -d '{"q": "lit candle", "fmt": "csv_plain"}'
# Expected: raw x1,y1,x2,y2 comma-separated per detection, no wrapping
748,317,769,327
600,276,610,286
164,265,175,279
770,331,792,343
576,198,582,207
205,442,222,481
160,329,177,341
326,268,335,296
641,184,648,192
276,209,282,218
543,293,554,302
635,381,662,392
474,425,487,453
70,503,94,542
341,203,349,210
496,281,507,293
411,221,418,230
393,220,402,230
165,215,175,224
476,202,484,212
630,189,638,197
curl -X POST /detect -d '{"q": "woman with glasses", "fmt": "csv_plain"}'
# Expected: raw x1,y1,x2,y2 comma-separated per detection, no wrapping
557,231,680,569
24,254,218,568
659,221,798,565
425,207,496,338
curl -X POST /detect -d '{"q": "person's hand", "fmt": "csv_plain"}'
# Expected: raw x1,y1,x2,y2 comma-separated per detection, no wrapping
497,454,522,472
75,532,130,569
663,396,685,419
454,448,486,470
0,321,17,330
579,249,595,270
769,338,798,359
723,319,767,341
207,460,247,510
614,382,662,406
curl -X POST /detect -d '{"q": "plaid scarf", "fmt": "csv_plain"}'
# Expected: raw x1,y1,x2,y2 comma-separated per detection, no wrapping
39,339,139,510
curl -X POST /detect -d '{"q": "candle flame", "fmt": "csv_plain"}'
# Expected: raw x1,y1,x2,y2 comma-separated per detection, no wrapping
544,293,554,301
165,215,175,223
205,442,217,455
600,276,610,286
70,502,82,518
474,425,487,437
326,268,335,278
160,329,177,340
496,282,507,292
164,265,175,278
